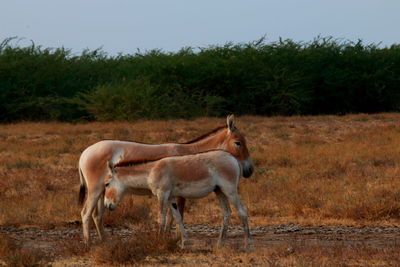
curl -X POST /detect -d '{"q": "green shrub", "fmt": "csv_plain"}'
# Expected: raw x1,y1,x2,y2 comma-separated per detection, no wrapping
1,36,399,122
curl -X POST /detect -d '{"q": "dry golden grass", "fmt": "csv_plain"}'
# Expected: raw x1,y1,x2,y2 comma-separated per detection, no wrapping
91,224,178,265
1,114,400,227
0,234,51,266
166,241,400,267
1,114,400,266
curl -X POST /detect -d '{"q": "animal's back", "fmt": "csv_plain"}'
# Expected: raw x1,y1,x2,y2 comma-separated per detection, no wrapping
149,150,240,199
79,140,177,175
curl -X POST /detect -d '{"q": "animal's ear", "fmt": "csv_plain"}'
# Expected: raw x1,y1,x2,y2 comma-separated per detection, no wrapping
226,114,236,133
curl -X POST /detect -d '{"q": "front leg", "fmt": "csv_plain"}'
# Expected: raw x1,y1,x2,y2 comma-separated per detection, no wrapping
157,191,170,233
165,197,186,237
165,208,174,232
226,192,253,250
215,189,231,248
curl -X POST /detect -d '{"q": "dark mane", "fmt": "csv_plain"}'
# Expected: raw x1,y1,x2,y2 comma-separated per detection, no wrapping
181,125,226,144
114,149,228,168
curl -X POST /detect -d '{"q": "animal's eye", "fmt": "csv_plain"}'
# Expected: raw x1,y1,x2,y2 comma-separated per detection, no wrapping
234,141,241,147
105,182,110,187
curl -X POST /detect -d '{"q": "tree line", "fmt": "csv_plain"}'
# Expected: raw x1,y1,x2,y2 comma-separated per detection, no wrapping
1,37,399,122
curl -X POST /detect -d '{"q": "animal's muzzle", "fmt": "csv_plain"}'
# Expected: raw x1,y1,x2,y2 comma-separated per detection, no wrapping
242,158,254,178
243,165,254,178
105,202,116,211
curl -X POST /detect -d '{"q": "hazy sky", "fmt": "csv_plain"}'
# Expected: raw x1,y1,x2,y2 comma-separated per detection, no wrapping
1,0,399,55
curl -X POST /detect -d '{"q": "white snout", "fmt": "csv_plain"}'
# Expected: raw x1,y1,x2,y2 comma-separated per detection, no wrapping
104,198,116,211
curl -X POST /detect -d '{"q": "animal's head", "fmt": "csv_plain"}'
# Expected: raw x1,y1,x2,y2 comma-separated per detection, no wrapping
221,115,254,178
104,161,125,211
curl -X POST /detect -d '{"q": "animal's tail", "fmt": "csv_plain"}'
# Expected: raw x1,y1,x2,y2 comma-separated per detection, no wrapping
78,167,86,205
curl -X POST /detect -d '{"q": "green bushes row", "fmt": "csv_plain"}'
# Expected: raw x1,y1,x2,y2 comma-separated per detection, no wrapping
1,37,399,122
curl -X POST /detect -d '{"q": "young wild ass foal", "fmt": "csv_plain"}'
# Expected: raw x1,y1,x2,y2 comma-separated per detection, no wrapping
104,150,254,249
78,115,254,245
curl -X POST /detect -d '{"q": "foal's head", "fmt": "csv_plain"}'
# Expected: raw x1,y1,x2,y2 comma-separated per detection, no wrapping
104,162,124,211
220,115,254,178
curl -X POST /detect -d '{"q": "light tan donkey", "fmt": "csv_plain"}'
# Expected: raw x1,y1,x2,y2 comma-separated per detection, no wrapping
104,150,254,249
79,115,254,245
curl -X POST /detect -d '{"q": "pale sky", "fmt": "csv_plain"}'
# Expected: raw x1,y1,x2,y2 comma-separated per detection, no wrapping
1,0,399,55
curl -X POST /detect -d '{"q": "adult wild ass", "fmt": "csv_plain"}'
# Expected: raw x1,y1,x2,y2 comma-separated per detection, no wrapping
104,150,254,249
78,115,254,245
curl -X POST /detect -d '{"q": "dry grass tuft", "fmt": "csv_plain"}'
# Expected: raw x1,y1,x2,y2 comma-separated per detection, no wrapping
0,234,51,267
103,196,153,227
91,224,179,265
204,240,400,267
57,233,88,257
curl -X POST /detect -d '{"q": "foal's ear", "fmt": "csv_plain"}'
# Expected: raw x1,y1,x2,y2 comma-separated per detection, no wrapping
226,114,236,133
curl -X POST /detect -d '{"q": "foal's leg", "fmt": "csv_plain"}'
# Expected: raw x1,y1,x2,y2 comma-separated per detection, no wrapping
165,197,185,233
165,207,174,232
177,196,186,220
157,191,170,233
226,192,253,249
92,192,106,241
170,200,187,248
215,189,231,248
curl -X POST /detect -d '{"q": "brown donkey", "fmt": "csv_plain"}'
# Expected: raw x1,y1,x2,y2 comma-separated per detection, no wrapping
104,150,254,249
79,115,254,245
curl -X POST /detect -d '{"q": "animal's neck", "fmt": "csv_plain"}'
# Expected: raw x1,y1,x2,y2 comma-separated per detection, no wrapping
118,164,154,189
177,131,226,154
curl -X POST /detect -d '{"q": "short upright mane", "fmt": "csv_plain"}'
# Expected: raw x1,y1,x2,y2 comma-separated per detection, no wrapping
182,125,226,144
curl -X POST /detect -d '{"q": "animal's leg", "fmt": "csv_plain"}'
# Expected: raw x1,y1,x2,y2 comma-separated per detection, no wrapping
170,200,187,248
92,192,105,241
215,189,231,248
81,189,102,246
176,197,186,237
226,193,253,249
177,196,186,220
157,191,170,233
165,197,185,234
165,207,174,232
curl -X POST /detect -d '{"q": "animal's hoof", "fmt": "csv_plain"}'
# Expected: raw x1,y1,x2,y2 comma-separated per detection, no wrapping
179,239,190,249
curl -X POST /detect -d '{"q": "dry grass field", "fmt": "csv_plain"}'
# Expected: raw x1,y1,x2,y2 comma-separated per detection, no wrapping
1,114,400,266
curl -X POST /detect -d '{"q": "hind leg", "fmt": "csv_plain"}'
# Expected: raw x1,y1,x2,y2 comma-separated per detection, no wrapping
92,192,106,241
81,189,102,246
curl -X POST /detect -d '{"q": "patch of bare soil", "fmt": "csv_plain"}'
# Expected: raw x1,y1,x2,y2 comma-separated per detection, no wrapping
1,223,399,266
